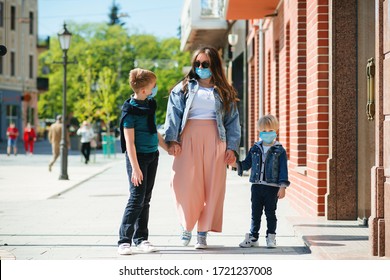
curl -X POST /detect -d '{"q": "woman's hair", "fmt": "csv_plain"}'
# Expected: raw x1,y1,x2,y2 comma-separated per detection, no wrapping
129,68,156,93
181,46,239,112
257,114,279,131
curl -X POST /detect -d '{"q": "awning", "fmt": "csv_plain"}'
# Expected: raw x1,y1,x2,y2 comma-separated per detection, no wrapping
225,0,280,20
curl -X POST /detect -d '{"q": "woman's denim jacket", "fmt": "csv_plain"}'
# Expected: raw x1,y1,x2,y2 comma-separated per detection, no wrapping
237,141,290,187
163,79,241,152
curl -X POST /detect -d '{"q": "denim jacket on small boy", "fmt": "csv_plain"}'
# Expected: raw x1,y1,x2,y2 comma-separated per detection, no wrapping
237,141,290,187
163,79,241,153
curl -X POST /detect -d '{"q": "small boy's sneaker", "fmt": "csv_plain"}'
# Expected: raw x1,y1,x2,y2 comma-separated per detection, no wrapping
266,234,277,248
239,233,259,248
194,232,207,249
118,243,132,255
181,229,192,246
136,240,158,253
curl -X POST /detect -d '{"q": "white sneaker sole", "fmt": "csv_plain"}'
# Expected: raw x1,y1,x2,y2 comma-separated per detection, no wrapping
194,244,207,249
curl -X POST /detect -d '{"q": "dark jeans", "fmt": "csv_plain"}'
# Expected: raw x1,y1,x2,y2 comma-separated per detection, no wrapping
250,184,279,239
118,150,159,246
81,142,91,162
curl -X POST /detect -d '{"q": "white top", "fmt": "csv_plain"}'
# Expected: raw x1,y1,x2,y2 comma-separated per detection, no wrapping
188,86,216,120
77,126,95,143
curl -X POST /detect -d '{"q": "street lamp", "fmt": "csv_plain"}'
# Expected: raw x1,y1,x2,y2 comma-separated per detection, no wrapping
227,33,238,84
57,23,72,180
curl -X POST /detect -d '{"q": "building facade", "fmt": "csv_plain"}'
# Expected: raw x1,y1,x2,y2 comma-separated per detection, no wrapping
0,0,38,142
181,0,389,257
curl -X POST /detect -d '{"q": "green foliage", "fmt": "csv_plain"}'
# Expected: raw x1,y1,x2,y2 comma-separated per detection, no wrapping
38,22,191,128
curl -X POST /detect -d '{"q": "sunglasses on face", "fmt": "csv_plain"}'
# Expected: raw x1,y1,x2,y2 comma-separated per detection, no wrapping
194,61,210,68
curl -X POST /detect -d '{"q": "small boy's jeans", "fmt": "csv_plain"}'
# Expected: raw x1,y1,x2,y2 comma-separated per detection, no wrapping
118,150,159,246
250,184,279,239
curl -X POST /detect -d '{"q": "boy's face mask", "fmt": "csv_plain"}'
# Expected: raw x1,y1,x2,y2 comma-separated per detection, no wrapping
259,131,277,144
148,85,158,99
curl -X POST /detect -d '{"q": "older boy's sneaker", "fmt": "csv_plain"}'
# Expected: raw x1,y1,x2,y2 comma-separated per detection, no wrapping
239,233,259,248
136,240,158,253
118,243,132,255
181,230,192,246
194,233,207,249
266,234,277,248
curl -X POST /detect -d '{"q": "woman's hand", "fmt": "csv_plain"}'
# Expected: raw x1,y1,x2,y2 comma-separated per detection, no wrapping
224,150,236,165
168,142,182,157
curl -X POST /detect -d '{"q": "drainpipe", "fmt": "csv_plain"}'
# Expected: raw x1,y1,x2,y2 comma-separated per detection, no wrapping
258,19,265,117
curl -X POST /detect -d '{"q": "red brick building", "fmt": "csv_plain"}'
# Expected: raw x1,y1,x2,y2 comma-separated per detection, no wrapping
224,0,389,257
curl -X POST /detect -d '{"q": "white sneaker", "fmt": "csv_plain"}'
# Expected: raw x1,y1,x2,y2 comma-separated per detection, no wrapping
181,230,192,246
266,234,277,248
136,240,158,253
239,233,259,248
194,233,207,249
118,243,132,255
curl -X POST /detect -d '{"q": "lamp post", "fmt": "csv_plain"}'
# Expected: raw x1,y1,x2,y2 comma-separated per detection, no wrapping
227,33,238,84
58,23,72,180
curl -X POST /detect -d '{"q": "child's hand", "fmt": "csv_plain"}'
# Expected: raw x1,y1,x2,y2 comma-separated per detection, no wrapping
131,167,143,187
277,187,286,199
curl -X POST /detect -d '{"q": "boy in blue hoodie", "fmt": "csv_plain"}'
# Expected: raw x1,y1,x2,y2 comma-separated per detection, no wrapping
117,68,167,255
233,114,290,248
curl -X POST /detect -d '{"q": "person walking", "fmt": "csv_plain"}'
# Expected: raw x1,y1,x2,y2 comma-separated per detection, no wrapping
117,68,168,255
163,46,241,249
76,121,95,164
23,122,36,155
233,115,290,248
6,122,19,156
48,115,69,172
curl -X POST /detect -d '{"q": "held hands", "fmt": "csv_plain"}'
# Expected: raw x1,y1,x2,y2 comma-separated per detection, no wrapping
168,142,182,157
224,150,236,165
131,167,143,187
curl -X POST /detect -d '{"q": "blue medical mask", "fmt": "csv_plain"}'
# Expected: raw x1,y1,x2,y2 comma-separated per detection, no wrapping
148,85,158,99
195,67,212,79
260,131,277,144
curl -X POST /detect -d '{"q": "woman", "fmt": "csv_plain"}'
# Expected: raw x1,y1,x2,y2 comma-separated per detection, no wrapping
23,123,36,155
164,46,241,249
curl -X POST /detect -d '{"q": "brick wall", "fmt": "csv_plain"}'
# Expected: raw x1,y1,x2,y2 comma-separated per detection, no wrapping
261,0,329,216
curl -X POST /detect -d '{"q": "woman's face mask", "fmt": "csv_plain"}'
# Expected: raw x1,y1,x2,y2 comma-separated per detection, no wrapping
195,67,212,79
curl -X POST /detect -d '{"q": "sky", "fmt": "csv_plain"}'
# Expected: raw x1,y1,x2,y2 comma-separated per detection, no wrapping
38,0,184,39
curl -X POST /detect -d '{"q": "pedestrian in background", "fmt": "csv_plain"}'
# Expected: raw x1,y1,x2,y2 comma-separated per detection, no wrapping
233,114,290,249
163,46,241,249
6,122,19,156
48,115,69,172
77,121,95,164
23,122,36,155
117,68,168,255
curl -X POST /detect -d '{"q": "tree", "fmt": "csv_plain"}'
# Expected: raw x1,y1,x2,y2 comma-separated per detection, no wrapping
38,23,191,128
95,67,120,134
108,0,125,26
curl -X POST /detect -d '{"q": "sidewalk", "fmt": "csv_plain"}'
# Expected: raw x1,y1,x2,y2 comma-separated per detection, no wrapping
0,140,386,260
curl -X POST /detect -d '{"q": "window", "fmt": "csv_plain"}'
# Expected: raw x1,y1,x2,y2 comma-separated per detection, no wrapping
29,12,34,34
11,6,15,30
29,55,33,78
10,51,15,76
0,2,4,27
6,105,18,125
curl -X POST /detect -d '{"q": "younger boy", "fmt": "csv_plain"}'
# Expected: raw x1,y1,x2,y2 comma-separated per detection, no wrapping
117,68,167,255
234,114,289,248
